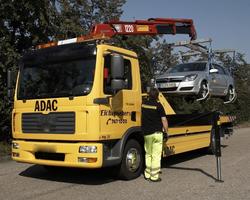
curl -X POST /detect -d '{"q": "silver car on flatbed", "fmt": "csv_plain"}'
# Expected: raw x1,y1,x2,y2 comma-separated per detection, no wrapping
156,62,236,102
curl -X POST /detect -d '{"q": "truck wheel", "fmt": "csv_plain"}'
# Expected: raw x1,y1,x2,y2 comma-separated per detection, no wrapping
118,139,143,180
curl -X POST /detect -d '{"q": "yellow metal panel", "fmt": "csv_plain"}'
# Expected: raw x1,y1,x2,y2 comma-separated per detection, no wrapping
12,140,103,168
168,125,212,136
158,93,176,115
163,133,210,156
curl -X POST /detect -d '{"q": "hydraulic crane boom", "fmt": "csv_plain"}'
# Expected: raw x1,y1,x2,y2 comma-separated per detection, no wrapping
90,18,197,40
37,18,197,49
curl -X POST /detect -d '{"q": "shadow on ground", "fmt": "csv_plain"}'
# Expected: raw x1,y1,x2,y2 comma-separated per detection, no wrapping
19,165,118,185
162,146,228,181
19,146,228,184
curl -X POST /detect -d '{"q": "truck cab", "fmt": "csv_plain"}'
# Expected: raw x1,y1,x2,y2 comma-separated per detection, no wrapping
12,41,144,179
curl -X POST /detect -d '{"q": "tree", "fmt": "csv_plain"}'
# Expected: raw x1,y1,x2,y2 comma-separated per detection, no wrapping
0,0,126,141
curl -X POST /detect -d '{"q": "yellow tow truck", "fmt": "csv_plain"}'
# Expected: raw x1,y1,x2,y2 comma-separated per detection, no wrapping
8,18,234,180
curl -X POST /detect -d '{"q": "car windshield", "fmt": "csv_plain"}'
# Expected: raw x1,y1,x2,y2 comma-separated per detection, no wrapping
18,43,96,100
169,63,207,73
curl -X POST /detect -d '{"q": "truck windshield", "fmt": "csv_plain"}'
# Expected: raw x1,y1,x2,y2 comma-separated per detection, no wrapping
169,63,206,73
17,42,97,100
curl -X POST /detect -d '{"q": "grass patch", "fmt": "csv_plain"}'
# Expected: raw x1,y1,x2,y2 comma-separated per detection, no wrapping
0,141,11,158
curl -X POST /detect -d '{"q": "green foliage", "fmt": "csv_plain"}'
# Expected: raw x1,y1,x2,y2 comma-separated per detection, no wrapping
0,141,11,157
0,0,126,141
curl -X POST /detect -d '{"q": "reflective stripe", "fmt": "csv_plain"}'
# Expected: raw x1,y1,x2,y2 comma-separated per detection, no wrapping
146,167,161,171
151,172,160,176
142,104,157,110
150,167,161,172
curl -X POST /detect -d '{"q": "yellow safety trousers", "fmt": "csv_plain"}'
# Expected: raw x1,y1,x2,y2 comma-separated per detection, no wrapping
144,132,163,181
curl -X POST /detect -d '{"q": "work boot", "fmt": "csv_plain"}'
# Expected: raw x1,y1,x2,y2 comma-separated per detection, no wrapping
150,178,162,182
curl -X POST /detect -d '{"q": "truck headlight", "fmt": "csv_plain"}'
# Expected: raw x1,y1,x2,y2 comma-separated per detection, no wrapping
184,74,197,81
79,146,97,153
12,142,19,149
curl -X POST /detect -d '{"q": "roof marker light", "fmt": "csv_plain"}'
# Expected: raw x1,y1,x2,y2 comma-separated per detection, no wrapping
58,38,77,45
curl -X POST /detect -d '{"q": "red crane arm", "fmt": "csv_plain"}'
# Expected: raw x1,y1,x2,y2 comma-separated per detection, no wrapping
89,18,197,40
37,18,197,49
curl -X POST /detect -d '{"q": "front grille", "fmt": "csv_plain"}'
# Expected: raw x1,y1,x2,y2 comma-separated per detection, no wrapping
22,112,75,134
160,87,178,92
180,87,193,91
35,152,65,161
156,78,183,83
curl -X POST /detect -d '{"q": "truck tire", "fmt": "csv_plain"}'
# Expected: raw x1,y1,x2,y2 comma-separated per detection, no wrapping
118,139,143,180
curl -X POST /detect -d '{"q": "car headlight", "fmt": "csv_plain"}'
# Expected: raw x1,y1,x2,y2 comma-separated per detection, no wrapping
184,74,198,81
79,146,97,153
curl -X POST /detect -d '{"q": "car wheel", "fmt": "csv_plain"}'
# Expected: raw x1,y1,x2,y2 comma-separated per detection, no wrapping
118,139,143,180
198,81,209,99
224,86,235,102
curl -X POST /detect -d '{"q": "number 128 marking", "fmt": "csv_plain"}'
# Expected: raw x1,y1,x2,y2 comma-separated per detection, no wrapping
124,25,134,32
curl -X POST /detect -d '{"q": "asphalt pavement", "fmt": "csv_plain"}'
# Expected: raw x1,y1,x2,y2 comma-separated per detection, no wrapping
0,127,250,200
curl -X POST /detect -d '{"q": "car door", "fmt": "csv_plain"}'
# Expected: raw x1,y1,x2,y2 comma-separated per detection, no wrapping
213,64,228,95
208,63,220,95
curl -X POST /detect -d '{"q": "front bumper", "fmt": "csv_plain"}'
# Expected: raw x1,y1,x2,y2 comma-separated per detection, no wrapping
157,80,200,95
12,140,103,168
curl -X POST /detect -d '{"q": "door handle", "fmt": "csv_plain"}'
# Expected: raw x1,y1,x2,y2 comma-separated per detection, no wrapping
131,111,136,121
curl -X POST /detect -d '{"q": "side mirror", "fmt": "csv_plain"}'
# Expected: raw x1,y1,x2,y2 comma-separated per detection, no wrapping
7,69,16,100
111,54,125,91
209,68,218,74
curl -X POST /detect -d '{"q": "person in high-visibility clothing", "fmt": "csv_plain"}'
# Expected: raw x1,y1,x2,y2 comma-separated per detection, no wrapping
142,88,168,182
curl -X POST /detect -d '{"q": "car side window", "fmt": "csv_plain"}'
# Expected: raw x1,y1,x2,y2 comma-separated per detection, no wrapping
103,54,132,94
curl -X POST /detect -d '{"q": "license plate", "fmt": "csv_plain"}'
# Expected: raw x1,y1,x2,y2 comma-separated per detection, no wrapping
157,82,179,88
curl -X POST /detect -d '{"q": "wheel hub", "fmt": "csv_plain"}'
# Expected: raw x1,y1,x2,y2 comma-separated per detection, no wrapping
126,148,141,172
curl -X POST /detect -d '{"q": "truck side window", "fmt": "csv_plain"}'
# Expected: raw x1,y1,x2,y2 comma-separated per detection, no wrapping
124,59,132,90
104,55,112,94
103,54,132,94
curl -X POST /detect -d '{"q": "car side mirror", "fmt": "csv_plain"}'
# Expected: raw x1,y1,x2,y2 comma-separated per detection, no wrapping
209,68,218,74
111,54,125,92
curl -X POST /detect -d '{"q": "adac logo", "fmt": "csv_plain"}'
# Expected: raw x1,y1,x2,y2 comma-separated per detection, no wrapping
34,100,58,112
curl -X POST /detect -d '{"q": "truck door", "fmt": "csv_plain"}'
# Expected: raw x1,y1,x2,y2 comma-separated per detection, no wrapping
99,53,140,140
